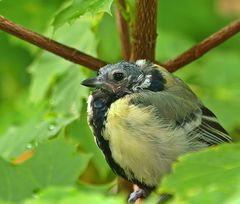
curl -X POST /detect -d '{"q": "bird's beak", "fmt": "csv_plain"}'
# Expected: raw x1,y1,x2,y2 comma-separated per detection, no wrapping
81,77,103,88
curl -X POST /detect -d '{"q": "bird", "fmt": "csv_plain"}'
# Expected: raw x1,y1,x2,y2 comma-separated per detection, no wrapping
81,60,231,202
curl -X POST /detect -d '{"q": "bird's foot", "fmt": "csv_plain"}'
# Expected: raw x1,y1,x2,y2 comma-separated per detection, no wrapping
128,188,148,203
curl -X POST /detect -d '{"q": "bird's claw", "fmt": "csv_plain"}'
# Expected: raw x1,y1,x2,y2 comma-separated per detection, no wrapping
128,189,147,203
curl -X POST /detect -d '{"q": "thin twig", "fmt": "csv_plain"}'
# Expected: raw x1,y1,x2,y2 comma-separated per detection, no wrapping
1,17,239,73
131,0,158,61
0,16,107,71
115,0,131,60
163,19,240,72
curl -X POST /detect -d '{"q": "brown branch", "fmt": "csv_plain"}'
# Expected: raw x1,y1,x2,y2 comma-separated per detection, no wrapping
0,16,107,71
163,19,240,72
131,0,158,61
115,0,131,60
1,15,239,74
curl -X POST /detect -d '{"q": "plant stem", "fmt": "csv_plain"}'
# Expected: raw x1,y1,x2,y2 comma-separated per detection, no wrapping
163,19,240,72
115,0,131,60
130,0,158,61
0,16,107,71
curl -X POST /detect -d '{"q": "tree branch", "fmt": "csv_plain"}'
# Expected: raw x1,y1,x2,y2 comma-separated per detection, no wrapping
163,19,240,72
1,16,239,74
131,0,158,61
115,0,131,60
0,16,107,71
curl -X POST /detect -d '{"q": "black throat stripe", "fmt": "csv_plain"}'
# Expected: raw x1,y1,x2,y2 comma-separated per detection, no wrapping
88,90,128,180
88,89,155,190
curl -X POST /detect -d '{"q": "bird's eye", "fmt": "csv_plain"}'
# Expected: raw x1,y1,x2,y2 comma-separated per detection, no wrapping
113,72,124,81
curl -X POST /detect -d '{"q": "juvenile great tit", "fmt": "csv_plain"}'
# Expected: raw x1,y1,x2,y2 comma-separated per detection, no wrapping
81,60,231,202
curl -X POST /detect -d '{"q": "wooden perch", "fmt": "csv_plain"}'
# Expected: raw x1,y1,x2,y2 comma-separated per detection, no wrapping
0,16,239,73
163,19,240,72
115,0,131,60
0,16,107,71
131,0,158,61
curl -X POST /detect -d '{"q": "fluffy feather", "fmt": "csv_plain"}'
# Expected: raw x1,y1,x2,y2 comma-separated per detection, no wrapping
82,60,231,201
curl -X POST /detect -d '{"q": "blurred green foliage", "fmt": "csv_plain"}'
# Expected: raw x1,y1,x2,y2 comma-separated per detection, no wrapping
159,143,240,204
0,0,240,203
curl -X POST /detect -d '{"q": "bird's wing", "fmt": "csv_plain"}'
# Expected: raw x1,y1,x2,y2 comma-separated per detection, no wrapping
129,90,231,145
196,106,231,145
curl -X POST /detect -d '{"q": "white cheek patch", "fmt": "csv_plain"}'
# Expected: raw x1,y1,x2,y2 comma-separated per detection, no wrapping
135,59,147,67
132,74,152,91
140,74,152,89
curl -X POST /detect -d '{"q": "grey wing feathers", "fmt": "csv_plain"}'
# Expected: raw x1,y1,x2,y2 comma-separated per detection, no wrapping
129,90,201,125
195,106,232,145
129,90,231,146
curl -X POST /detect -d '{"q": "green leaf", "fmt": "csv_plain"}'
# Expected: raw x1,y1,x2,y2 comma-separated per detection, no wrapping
67,103,110,179
29,56,68,103
23,186,124,204
0,34,32,101
51,67,89,115
52,0,114,29
159,143,240,204
0,110,76,160
96,13,121,62
0,136,92,202
77,181,116,194
29,17,97,103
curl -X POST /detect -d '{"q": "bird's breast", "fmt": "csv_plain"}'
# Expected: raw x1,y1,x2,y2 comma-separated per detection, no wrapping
87,91,129,180
88,91,194,187
103,95,190,187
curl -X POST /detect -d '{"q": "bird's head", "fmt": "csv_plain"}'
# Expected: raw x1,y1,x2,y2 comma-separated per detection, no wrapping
81,60,168,97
